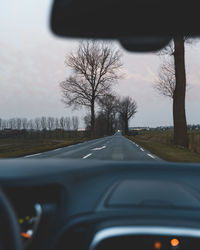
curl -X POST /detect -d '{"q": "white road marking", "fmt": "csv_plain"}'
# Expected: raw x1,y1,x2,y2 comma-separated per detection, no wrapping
82,153,92,159
92,146,106,151
53,148,61,151
24,153,41,158
147,153,155,159
140,147,144,151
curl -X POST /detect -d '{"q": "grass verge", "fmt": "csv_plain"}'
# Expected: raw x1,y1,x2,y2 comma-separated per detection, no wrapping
127,135,200,163
0,137,91,158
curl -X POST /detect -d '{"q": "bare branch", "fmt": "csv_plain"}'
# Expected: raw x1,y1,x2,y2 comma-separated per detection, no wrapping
154,59,176,99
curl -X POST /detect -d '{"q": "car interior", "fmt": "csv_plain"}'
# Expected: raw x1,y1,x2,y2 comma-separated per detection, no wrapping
1,0,200,250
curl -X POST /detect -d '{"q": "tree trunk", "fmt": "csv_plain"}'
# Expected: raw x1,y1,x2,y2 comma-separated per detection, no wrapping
106,113,110,135
124,117,129,135
173,38,188,147
90,101,95,138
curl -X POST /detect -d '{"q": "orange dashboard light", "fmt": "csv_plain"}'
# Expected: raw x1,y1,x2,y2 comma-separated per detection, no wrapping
171,238,180,247
21,232,32,239
154,241,162,249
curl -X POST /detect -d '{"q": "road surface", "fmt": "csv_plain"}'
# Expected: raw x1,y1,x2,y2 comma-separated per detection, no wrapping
24,132,160,161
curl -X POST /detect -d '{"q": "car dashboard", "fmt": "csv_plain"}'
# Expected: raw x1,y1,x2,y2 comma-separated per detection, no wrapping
1,159,200,250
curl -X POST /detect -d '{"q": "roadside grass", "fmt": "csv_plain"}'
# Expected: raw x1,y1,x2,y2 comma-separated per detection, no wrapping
127,130,200,163
0,136,90,158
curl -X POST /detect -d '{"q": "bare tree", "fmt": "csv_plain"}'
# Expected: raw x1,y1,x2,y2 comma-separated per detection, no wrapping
55,118,60,129
2,120,6,130
47,117,55,131
117,97,137,135
41,117,47,130
72,116,79,131
34,118,41,131
94,112,108,136
154,59,175,99
84,114,91,131
60,41,122,137
28,119,34,130
8,118,16,129
65,117,71,130
98,94,119,134
60,117,65,130
16,118,22,130
22,118,28,130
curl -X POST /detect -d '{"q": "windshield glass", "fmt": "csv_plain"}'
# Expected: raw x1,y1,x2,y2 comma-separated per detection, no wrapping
1,0,200,162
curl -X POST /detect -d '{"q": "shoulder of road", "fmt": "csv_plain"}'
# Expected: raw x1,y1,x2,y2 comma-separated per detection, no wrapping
127,136,200,163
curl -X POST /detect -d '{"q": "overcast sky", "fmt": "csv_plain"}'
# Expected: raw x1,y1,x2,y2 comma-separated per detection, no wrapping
0,0,200,128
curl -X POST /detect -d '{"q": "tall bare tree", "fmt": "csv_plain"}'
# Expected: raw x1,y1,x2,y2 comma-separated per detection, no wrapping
118,97,137,135
158,38,188,147
173,38,188,147
60,41,122,137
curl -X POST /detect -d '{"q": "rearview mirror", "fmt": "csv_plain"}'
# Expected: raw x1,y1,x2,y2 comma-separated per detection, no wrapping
50,0,199,52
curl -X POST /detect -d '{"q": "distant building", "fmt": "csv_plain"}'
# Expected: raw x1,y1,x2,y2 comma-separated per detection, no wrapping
77,128,86,131
129,127,150,131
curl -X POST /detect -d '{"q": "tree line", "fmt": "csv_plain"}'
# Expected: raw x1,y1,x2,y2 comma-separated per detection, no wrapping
84,94,137,136
0,116,79,131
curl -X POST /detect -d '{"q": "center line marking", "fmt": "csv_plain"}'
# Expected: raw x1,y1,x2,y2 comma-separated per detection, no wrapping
147,153,155,159
82,153,92,159
92,145,106,151
140,147,144,151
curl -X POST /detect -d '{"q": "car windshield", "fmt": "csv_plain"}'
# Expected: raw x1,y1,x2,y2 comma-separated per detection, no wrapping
0,0,200,162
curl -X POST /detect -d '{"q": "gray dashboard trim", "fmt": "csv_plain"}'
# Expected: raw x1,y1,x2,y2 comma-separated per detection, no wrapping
89,226,200,250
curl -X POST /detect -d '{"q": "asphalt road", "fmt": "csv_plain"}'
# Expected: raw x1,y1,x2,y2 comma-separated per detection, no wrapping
23,132,160,161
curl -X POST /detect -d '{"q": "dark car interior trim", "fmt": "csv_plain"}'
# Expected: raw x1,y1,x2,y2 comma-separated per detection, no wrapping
89,226,200,250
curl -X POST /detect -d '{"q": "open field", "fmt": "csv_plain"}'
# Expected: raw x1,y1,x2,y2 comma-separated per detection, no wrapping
128,130,200,163
0,130,91,158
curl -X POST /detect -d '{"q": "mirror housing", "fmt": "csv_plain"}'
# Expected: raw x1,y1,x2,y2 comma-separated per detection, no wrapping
50,0,199,52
